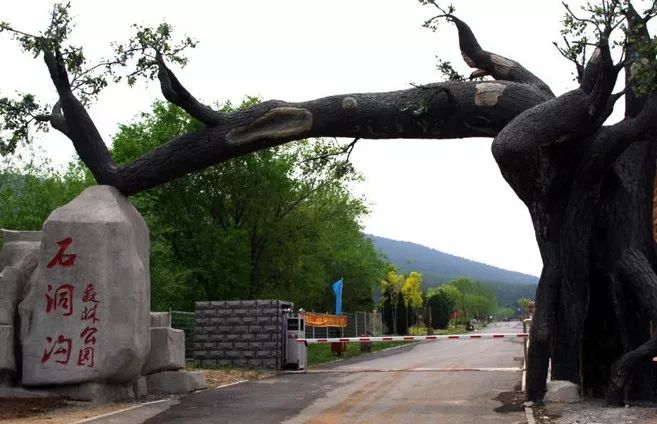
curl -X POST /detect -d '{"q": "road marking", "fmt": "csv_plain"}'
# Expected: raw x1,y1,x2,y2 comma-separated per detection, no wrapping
300,367,523,373
70,399,173,423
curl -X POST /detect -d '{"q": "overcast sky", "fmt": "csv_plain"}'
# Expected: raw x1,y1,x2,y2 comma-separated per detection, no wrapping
1,0,611,276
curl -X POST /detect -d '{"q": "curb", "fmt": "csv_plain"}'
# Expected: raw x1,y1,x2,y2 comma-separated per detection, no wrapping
70,398,173,424
522,359,535,424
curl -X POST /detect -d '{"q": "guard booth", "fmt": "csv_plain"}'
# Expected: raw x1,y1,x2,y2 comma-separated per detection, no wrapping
284,311,307,370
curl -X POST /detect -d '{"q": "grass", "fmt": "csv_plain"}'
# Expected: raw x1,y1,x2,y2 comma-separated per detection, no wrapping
307,341,409,366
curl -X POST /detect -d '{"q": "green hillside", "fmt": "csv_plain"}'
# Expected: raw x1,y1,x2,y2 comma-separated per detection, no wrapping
370,235,538,305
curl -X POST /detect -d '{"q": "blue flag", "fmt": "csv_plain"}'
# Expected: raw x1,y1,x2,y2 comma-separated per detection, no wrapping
332,278,343,315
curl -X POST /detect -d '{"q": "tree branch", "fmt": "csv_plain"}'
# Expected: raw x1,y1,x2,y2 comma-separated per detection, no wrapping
43,48,117,185
578,92,657,182
110,80,550,195
156,54,225,126
447,15,554,97
35,101,70,137
608,249,657,404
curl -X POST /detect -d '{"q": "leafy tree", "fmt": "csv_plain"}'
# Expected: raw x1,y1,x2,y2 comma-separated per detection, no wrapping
380,267,405,334
425,286,454,329
0,155,93,231
111,100,384,311
517,298,534,318
5,0,657,402
402,271,423,330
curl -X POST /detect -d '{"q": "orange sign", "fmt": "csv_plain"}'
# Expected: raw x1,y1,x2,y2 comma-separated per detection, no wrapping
303,312,347,328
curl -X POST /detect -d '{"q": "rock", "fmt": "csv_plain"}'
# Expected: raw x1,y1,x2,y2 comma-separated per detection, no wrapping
20,186,150,386
0,266,20,325
142,327,185,375
0,325,15,385
133,376,148,397
0,230,41,271
545,380,581,403
0,230,40,325
150,312,171,328
55,382,135,403
146,370,207,394
0,386,56,398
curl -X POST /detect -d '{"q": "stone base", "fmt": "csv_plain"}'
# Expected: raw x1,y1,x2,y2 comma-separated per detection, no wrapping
0,387,56,398
142,327,185,375
146,370,207,394
150,312,171,328
545,380,581,403
55,382,135,403
133,376,148,397
0,325,16,381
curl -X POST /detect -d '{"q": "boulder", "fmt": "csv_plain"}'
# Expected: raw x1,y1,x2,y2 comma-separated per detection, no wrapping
142,327,185,375
0,267,20,325
150,312,171,328
0,230,39,325
19,186,150,386
0,325,15,385
0,230,41,271
544,380,581,403
146,370,207,394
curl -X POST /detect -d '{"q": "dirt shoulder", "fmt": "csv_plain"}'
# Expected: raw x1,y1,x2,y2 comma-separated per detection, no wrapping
534,400,657,424
0,368,272,423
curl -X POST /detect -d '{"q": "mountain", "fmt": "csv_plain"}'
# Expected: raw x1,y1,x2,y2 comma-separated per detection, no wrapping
369,235,538,305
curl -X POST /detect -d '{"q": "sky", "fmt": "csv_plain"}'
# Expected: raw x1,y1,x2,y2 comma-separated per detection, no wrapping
0,0,611,277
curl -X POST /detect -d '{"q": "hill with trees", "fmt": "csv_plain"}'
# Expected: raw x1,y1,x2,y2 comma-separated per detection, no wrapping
370,235,537,305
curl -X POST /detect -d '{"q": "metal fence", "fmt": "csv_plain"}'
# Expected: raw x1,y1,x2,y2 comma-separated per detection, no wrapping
304,311,384,338
170,310,195,360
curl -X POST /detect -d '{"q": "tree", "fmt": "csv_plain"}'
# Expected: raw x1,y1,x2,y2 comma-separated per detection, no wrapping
426,286,455,329
0,156,93,231
110,100,384,311
3,0,657,403
380,267,405,335
517,298,534,319
402,271,424,330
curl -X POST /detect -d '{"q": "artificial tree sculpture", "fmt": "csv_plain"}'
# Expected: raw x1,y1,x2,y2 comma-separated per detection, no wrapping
2,0,657,403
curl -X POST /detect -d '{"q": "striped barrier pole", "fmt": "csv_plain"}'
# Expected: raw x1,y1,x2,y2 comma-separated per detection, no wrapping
297,333,529,344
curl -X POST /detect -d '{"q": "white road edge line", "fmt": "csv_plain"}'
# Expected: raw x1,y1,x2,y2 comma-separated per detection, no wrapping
70,379,250,423
525,407,536,424
522,352,535,424
70,398,171,424
213,379,249,390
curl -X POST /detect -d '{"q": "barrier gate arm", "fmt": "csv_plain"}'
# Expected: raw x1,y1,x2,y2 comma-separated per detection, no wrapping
297,333,529,344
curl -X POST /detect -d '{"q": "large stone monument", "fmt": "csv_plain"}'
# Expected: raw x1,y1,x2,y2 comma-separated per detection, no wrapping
19,186,151,385
0,185,206,401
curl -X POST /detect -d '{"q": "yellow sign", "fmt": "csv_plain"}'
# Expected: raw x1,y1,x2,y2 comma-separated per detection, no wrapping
303,312,347,328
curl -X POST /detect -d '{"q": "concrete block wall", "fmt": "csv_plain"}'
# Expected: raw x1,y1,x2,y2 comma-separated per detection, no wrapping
194,300,288,370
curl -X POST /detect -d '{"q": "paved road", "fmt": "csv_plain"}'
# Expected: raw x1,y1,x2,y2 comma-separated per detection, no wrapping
134,321,527,423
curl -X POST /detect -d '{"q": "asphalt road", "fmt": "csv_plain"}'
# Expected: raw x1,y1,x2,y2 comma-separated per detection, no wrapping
110,321,527,424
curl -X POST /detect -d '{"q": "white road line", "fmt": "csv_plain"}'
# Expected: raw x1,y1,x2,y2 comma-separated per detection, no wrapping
70,399,172,424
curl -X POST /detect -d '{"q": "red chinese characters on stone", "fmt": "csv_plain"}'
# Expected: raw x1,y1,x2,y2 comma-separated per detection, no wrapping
81,283,99,305
80,327,97,345
80,303,99,324
41,335,72,365
77,346,95,367
46,237,77,269
78,282,100,368
45,284,74,317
